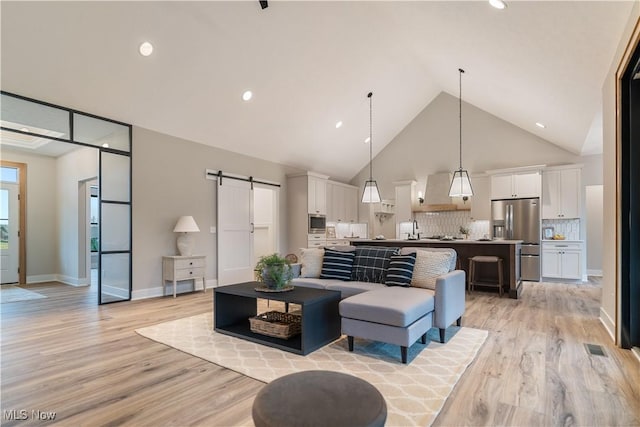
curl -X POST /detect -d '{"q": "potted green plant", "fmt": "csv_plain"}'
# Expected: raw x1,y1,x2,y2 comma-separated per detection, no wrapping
459,225,470,239
255,253,293,290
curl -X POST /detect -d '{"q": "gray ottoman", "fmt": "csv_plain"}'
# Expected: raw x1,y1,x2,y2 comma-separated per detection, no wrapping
252,370,387,427
340,287,434,364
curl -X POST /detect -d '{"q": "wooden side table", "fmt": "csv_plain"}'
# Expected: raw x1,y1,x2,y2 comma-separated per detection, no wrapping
162,255,206,298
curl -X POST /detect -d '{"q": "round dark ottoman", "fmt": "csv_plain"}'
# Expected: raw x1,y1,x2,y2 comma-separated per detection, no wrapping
252,370,387,427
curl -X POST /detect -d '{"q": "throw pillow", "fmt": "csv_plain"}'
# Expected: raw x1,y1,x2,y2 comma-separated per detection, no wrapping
385,253,417,287
351,247,399,283
320,248,355,281
300,248,324,278
411,250,453,290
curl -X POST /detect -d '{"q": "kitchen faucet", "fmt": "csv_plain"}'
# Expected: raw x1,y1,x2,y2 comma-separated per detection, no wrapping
412,220,420,239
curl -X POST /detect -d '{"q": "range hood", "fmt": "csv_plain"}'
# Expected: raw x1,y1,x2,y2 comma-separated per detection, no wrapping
415,173,470,212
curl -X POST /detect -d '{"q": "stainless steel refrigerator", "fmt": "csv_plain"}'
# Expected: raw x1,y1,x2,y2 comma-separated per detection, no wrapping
491,197,540,281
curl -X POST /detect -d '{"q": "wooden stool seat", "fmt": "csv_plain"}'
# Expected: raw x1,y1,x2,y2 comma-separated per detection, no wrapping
469,256,504,296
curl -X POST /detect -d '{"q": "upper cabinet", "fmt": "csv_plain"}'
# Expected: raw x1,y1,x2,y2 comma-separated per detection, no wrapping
542,167,581,219
470,175,491,221
491,171,541,199
327,181,358,222
307,175,327,215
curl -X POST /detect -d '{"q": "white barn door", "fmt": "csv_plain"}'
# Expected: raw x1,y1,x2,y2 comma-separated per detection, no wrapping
217,178,254,286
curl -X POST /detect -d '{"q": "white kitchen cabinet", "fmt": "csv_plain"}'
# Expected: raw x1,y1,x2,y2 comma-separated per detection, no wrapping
470,176,491,220
327,181,358,223
491,171,541,199
542,241,582,280
308,175,327,215
287,172,329,253
542,168,581,219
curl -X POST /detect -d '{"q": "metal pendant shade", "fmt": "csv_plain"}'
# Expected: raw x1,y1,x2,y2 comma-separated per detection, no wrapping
449,68,474,198
362,92,382,203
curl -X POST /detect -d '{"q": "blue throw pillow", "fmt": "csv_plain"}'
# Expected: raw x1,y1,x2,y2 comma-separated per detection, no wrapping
385,253,417,287
320,248,355,281
351,246,399,283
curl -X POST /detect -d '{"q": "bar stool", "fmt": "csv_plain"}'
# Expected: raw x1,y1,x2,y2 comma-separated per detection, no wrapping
469,256,504,297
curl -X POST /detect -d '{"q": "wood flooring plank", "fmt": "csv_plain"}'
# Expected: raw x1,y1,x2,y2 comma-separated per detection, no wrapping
2,280,639,426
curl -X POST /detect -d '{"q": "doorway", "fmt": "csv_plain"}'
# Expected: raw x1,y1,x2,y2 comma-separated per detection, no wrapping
0,161,26,285
619,25,640,349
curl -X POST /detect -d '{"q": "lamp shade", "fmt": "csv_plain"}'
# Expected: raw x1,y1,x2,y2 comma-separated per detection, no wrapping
173,216,200,233
448,170,474,197
361,180,382,203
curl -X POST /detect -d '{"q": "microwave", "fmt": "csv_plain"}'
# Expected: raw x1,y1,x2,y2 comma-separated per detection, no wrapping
308,214,326,234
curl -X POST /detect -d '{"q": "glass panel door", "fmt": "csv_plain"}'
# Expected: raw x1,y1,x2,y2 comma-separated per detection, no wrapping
99,151,131,304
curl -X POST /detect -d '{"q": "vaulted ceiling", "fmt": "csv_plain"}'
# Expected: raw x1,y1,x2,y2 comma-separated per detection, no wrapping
1,1,634,182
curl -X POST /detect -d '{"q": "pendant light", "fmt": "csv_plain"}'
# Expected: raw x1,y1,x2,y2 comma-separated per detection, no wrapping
449,68,474,198
362,92,382,203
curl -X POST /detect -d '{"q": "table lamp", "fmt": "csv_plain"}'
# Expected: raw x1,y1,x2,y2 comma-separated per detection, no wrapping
173,216,200,256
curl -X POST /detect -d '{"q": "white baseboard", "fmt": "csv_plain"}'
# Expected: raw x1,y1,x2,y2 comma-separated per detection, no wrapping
57,275,89,287
26,274,90,286
587,269,603,276
26,274,57,284
599,307,616,343
102,283,129,299
132,278,218,301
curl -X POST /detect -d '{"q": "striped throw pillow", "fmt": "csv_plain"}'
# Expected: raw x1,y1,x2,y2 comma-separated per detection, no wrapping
320,248,355,281
385,253,417,287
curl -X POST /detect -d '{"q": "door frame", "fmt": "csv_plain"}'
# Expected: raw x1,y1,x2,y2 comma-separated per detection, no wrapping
615,16,640,348
1,160,26,285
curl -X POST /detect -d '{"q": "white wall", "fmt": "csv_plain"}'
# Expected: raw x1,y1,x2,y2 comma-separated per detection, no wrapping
601,3,640,342
586,185,603,275
56,147,99,284
253,186,276,260
1,150,58,281
131,126,301,299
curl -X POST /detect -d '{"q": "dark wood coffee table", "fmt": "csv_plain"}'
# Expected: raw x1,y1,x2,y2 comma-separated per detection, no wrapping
214,281,341,355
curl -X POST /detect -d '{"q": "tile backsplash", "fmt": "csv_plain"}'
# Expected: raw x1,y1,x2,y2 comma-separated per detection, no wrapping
400,211,490,239
542,218,580,240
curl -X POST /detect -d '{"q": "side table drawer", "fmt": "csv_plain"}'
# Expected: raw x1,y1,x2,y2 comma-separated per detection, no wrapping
174,267,205,280
175,257,205,269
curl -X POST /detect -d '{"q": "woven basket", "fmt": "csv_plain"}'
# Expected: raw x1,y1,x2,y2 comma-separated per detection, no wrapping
249,311,301,339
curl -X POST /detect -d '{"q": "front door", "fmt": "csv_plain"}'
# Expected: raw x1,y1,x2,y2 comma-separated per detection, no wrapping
0,183,19,284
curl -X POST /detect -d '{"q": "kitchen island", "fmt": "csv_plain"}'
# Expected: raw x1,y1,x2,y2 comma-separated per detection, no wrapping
350,239,523,299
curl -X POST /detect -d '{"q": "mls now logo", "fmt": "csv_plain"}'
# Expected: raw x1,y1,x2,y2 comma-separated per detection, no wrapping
4,410,28,420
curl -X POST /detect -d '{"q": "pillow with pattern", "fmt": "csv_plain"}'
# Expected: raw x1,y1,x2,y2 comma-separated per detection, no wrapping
319,248,355,281
385,253,417,287
351,246,399,283
411,250,453,290
299,248,324,278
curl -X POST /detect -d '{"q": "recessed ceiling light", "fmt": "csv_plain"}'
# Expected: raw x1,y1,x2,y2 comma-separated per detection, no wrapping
139,42,153,56
364,137,370,143
102,143,110,148
335,121,343,129
489,0,507,10
242,90,253,101
536,122,546,128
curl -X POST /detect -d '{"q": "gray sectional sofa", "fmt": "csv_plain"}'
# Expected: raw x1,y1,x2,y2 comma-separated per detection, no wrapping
291,247,466,363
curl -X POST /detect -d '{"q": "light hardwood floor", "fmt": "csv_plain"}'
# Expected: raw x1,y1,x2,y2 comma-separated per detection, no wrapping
1,280,638,426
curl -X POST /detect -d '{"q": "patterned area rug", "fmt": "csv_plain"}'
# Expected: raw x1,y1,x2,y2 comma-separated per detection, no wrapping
0,285,47,303
137,312,487,426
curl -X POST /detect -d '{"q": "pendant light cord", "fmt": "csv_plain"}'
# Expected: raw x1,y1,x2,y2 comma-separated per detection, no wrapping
458,68,464,171
368,91,373,181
